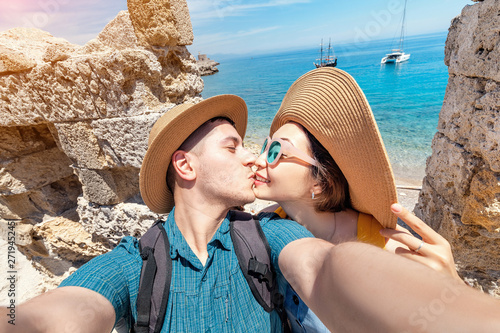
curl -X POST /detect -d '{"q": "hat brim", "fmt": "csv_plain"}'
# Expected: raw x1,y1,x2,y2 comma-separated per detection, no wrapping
140,95,247,214
270,68,397,228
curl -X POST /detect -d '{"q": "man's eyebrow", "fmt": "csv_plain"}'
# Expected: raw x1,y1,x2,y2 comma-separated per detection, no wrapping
220,136,241,145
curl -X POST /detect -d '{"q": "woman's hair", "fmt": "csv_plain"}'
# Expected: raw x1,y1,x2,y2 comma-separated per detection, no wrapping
303,126,351,212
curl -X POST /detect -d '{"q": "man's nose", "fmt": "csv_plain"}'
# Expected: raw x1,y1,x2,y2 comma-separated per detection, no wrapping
242,148,257,166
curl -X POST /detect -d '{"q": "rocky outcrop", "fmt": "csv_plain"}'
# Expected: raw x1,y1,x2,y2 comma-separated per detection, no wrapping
415,0,500,296
0,0,203,297
197,53,220,76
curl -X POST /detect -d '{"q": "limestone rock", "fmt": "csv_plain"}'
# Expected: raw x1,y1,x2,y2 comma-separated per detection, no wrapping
32,216,109,262
0,147,74,196
0,124,57,160
416,0,500,295
0,0,204,301
74,167,140,206
127,0,193,47
77,195,166,247
96,11,140,50
0,45,36,74
0,12,202,127
462,170,500,232
197,53,220,76
0,175,82,220
445,0,500,81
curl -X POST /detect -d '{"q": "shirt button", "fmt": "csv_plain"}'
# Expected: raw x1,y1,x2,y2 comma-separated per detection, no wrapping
202,276,207,282
293,295,299,305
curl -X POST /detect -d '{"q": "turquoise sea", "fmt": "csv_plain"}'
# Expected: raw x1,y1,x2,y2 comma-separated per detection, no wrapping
201,32,450,184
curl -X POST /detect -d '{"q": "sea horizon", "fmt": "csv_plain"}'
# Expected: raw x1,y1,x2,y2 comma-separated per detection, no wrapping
201,32,450,186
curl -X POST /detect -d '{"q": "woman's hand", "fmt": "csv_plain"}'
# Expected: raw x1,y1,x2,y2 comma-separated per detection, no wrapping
380,203,462,282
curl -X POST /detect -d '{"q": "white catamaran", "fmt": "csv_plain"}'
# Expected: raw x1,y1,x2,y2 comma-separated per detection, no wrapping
381,0,410,64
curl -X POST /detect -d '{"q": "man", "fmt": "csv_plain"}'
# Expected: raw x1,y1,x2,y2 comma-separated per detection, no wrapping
3,95,313,332
2,95,500,333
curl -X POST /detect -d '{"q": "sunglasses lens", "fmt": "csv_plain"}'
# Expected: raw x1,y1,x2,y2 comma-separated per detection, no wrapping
260,138,268,155
267,141,281,164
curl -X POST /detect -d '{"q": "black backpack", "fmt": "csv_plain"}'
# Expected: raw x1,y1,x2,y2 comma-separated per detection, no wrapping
132,210,290,333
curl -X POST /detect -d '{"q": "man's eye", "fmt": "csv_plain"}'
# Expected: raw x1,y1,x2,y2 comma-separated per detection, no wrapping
227,147,236,151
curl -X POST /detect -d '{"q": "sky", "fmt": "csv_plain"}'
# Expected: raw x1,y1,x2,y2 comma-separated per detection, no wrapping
0,0,473,57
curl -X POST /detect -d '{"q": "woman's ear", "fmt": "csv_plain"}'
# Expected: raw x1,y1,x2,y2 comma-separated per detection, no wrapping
312,182,322,197
171,150,197,181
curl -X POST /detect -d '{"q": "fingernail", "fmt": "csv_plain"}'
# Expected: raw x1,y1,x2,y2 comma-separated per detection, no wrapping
391,203,402,213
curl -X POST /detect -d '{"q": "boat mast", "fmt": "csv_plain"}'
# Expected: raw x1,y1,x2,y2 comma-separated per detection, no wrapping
320,38,324,66
326,38,332,63
399,0,407,51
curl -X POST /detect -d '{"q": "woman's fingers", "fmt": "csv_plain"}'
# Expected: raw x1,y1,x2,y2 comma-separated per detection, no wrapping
389,203,447,245
382,203,462,281
380,227,426,253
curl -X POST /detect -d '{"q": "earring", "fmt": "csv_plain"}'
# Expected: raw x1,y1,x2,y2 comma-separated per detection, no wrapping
312,192,315,199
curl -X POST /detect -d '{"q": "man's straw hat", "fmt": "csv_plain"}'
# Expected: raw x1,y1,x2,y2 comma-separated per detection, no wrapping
270,68,397,228
140,95,247,214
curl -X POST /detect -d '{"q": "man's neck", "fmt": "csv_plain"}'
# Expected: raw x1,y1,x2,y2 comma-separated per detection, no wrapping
173,201,229,266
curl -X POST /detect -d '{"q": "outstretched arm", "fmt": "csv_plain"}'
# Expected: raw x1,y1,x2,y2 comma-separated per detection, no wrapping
0,286,115,333
279,239,500,333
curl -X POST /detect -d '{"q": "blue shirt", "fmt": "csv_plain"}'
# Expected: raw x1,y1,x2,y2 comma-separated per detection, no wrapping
285,284,330,333
60,209,313,332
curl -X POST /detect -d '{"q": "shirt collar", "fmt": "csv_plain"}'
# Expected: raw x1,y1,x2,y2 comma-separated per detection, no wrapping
164,208,232,264
209,212,232,251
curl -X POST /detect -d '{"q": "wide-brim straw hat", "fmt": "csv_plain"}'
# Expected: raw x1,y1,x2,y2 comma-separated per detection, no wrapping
270,68,397,228
140,95,248,214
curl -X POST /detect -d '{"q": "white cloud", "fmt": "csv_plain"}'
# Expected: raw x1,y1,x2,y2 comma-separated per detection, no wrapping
187,0,311,22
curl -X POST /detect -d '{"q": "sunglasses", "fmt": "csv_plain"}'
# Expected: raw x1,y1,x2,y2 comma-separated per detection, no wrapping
260,136,318,166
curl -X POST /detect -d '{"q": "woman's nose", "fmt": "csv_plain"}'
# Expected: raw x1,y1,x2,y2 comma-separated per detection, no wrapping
254,151,267,168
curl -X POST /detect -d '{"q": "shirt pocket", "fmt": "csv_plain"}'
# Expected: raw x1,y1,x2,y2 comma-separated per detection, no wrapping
212,275,231,331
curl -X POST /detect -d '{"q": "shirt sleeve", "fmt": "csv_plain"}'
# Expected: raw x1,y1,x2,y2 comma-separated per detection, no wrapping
59,236,142,325
258,212,314,277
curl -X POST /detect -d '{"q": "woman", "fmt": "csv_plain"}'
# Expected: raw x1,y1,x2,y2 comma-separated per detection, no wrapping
253,68,460,332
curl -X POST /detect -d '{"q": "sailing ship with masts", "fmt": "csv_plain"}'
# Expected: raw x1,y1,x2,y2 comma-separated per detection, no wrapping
381,0,410,64
314,38,337,68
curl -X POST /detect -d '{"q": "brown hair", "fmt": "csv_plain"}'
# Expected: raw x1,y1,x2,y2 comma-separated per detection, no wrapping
166,116,236,194
304,127,351,212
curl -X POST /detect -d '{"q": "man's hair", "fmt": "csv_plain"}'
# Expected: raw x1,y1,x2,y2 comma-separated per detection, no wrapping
304,126,351,212
166,116,236,194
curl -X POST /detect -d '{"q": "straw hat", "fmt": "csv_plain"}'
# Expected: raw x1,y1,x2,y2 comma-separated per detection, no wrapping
140,95,248,214
270,68,397,228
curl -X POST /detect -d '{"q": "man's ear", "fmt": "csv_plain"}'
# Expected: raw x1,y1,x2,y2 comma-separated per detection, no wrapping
171,150,197,181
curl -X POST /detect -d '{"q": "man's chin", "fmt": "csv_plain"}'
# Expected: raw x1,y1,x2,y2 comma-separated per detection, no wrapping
234,194,256,208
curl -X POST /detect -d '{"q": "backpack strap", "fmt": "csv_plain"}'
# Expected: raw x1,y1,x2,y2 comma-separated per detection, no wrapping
230,210,291,332
134,213,290,333
134,220,171,333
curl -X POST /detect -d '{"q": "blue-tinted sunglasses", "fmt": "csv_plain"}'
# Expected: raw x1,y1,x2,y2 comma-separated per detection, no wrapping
260,136,318,166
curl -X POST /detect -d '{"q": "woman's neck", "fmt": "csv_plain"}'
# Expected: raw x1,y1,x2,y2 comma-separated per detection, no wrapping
280,201,358,243
280,201,336,241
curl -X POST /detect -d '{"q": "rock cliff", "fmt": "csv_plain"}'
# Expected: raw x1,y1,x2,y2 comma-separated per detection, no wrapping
0,0,202,297
415,0,500,296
